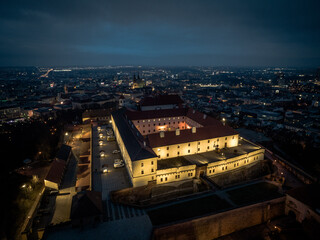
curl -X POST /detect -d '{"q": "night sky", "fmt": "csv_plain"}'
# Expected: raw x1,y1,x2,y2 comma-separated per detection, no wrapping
1,0,320,67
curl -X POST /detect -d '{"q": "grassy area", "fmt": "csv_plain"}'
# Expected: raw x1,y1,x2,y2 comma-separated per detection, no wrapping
226,182,282,206
147,194,231,225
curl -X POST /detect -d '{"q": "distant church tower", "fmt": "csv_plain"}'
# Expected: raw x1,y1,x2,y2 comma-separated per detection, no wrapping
132,73,146,89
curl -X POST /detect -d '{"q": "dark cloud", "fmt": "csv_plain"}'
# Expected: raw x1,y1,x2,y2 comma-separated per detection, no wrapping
0,0,320,67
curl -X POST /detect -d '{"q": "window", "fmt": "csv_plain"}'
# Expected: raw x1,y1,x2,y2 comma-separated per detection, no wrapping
137,121,140,123
232,136,235,139
148,124,150,127
177,145,180,148
141,170,144,174
158,119,160,121
164,118,166,120
207,146,209,150
153,119,155,122
152,176,154,180
169,122,170,125
198,148,200,151
169,118,171,120
222,167,224,170
225,137,227,140
141,163,144,167
234,164,236,167
148,130,150,133
178,121,180,124
178,117,180,119
167,147,169,150
173,122,175,124
165,177,167,181
177,152,180,155
167,153,169,157
188,150,190,153
143,125,145,127
143,130,145,133
143,120,145,123
153,130,155,132
159,123,160,126
148,120,150,122
151,168,154,172
212,169,215,173
208,140,210,143
217,139,219,142
209,170,211,174
161,178,163,182
198,142,200,145
225,166,227,170
151,161,154,165
175,175,178,179
188,143,190,146
177,175,180,178
154,124,155,126
237,163,239,166
182,126,184,129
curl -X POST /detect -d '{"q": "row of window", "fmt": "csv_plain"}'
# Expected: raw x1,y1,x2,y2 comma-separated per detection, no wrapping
141,168,154,174
141,161,154,167
142,126,185,134
138,117,185,123
140,121,185,127
160,172,193,182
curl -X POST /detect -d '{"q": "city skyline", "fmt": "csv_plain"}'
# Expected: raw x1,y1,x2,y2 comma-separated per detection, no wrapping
1,0,320,67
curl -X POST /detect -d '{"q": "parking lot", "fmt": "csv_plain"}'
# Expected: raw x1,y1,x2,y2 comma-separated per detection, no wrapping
92,125,131,200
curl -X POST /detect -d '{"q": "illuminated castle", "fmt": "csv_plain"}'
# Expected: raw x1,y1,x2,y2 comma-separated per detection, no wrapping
111,95,265,187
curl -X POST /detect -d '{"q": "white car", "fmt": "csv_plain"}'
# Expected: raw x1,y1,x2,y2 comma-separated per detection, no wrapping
114,161,124,168
112,150,120,154
102,164,108,173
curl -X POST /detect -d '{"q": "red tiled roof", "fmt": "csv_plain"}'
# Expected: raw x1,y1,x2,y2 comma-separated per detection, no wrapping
45,159,66,184
126,108,188,120
140,94,184,106
147,125,238,148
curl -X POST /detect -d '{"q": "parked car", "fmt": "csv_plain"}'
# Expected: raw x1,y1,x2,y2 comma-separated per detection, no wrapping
112,150,120,154
114,161,124,168
102,164,108,173
107,136,115,141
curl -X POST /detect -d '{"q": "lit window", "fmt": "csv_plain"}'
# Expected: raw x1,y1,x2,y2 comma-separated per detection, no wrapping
143,120,145,123
148,120,150,122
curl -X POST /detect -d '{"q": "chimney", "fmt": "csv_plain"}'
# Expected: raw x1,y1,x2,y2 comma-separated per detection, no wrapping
203,114,207,119
175,129,180,136
160,131,165,138
192,127,196,133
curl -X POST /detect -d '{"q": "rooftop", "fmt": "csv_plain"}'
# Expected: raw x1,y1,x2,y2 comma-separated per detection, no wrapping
140,94,184,107
157,157,194,170
184,139,261,166
147,125,237,148
111,109,157,161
